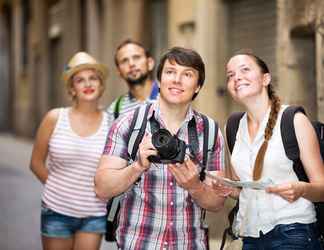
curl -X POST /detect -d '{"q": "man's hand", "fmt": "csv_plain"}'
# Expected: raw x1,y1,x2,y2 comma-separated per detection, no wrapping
135,133,158,171
209,172,235,198
168,158,201,191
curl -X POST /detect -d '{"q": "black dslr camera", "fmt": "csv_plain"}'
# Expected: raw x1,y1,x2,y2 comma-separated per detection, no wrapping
148,128,186,164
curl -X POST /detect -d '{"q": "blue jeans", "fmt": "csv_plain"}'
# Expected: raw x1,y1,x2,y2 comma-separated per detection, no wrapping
243,223,323,250
41,206,106,238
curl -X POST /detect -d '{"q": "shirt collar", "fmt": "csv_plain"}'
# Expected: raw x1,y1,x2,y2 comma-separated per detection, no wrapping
148,101,195,129
128,80,159,101
149,80,159,100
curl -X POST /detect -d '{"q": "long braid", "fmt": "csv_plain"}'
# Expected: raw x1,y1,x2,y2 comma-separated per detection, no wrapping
253,85,281,180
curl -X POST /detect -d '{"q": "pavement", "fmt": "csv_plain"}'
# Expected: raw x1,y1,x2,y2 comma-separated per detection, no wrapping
0,133,116,250
0,133,227,250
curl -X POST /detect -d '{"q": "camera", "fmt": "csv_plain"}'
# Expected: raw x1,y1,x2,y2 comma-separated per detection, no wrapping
148,128,186,164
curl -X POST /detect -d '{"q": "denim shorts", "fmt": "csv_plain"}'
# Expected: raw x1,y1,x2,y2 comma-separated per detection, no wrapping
41,206,106,238
243,223,323,250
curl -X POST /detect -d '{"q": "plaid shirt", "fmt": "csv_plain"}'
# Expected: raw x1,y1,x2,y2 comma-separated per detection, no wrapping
103,102,225,250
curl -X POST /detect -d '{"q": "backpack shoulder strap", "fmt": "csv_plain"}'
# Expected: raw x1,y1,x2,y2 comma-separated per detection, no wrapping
200,114,218,166
189,114,219,233
127,103,152,160
226,112,245,154
220,112,244,250
280,105,306,161
188,113,218,181
113,95,124,119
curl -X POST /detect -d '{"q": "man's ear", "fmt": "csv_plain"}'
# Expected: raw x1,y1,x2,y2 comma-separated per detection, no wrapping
148,57,155,71
195,85,201,94
263,73,271,87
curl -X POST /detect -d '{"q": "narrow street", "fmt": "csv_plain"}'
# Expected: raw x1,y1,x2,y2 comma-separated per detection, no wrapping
0,133,117,250
0,134,41,250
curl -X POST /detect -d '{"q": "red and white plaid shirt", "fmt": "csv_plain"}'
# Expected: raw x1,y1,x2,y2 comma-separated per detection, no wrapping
103,102,225,250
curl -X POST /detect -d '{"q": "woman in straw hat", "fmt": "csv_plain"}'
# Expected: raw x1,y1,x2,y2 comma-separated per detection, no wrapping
30,52,109,250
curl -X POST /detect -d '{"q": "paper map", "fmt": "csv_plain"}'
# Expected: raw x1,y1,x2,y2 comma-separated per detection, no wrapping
205,172,273,190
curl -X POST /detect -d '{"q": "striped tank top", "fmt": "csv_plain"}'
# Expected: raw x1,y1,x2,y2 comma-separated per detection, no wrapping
42,108,108,218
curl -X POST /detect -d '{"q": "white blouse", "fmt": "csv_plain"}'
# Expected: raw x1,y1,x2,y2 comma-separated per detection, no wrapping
231,105,316,237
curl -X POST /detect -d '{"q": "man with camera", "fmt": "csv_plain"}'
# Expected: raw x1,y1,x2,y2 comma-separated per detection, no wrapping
95,47,227,250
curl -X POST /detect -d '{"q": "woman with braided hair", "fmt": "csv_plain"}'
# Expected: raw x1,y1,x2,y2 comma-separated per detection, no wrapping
222,51,324,249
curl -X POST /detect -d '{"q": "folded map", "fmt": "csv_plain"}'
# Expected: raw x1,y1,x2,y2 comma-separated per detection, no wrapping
205,172,274,190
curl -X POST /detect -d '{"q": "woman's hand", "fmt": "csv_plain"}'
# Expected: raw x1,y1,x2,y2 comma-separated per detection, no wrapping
266,181,307,203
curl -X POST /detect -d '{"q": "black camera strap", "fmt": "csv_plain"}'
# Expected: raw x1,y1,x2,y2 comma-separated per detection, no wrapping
188,118,199,156
149,111,160,134
187,117,207,181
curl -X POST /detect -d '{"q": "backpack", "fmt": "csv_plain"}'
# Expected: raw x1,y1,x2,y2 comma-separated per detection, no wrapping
220,105,324,249
105,103,219,242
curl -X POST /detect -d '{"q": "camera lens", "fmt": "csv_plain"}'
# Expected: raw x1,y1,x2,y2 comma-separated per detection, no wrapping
152,129,179,159
154,130,171,146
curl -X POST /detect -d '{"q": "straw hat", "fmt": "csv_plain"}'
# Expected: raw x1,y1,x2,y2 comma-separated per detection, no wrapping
62,52,108,84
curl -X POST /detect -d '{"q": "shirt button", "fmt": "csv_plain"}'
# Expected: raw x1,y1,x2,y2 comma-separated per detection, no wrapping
170,182,173,186
170,222,173,226
170,201,174,206
164,241,168,245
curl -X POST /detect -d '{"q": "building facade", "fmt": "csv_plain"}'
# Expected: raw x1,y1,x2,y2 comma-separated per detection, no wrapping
1,0,324,135
1,0,324,247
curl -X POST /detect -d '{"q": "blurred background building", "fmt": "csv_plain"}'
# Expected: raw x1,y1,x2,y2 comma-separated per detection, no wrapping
1,0,324,246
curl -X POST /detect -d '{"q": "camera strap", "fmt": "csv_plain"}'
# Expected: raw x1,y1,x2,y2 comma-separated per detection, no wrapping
187,118,206,180
187,115,218,181
188,118,199,156
187,117,206,181
149,111,160,134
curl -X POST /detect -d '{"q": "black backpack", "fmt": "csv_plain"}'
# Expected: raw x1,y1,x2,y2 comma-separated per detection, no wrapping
220,105,324,249
105,103,218,242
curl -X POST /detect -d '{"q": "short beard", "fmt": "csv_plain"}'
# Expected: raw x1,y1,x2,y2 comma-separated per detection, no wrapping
126,72,150,86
